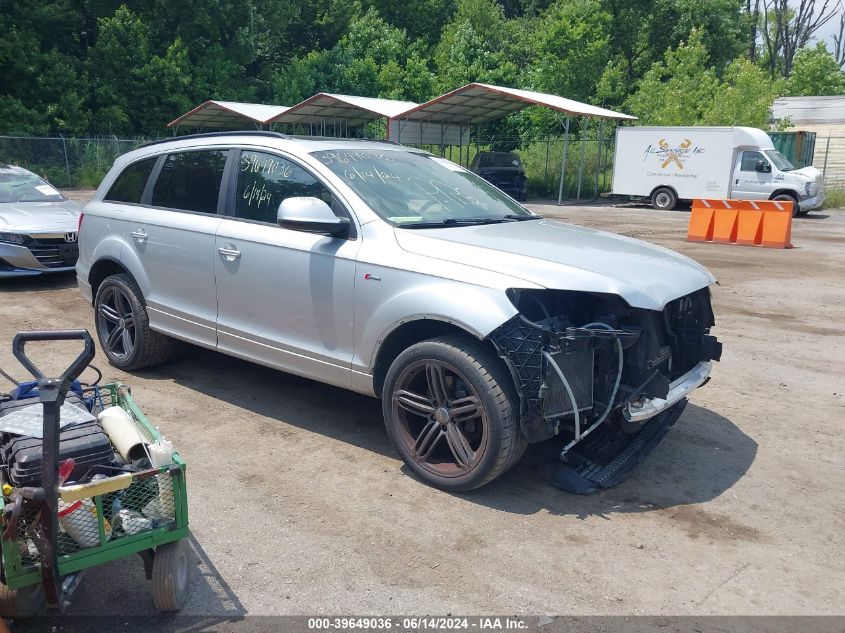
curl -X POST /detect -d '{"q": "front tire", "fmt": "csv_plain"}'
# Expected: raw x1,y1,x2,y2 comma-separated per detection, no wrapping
94,273,175,371
772,193,801,217
652,187,677,210
382,336,527,492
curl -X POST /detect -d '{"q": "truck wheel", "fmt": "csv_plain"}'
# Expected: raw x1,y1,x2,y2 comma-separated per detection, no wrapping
94,273,175,371
772,193,801,217
652,187,677,210
152,539,192,612
383,336,527,492
0,582,44,619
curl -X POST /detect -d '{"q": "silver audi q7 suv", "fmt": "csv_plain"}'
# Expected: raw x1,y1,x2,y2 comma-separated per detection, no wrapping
77,132,721,492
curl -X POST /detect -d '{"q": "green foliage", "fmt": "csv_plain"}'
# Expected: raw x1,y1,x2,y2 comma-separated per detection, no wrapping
625,30,720,126
626,30,784,129
823,188,845,210
702,58,782,128
0,0,839,137
785,42,845,97
530,0,611,103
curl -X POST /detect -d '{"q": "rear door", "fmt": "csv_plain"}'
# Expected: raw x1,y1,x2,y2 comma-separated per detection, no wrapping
732,150,773,200
125,148,230,347
214,149,360,387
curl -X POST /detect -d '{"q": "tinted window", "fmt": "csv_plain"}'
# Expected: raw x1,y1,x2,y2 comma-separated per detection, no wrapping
480,153,522,168
235,150,334,223
105,158,157,203
740,151,765,172
151,150,227,213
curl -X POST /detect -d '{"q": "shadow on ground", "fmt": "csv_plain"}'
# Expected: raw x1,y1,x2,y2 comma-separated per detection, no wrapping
149,349,756,520
0,271,76,293
16,535,245,630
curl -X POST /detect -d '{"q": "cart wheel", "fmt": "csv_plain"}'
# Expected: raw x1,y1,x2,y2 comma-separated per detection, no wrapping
0,582,44,619
152,539,192,612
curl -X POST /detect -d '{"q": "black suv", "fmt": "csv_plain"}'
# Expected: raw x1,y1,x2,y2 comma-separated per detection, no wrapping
470,152,527,201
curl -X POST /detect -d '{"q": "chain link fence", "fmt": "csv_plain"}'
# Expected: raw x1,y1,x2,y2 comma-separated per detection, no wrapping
1,132,842,205
815,134,845,194
0,135,154,188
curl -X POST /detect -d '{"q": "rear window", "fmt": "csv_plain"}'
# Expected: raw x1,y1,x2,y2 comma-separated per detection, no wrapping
105,157,157,204
480,153,522,168
151,150,228,214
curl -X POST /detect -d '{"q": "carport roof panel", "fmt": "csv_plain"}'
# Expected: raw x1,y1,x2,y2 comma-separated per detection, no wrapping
167,101,290,128
270,93,419,125
398,83,637,124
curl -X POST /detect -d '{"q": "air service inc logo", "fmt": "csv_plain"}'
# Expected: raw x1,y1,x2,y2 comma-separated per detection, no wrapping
643,138,704,170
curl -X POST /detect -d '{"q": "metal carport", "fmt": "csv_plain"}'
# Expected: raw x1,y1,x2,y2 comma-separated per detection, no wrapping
390,83,637,203
268,93,418,137
167,101,290,131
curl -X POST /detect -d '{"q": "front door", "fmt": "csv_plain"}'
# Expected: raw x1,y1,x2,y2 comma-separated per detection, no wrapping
732,150,773,200
214,149,360,388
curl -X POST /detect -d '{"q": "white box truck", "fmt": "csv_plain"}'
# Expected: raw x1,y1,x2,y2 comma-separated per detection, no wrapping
611,126,824,215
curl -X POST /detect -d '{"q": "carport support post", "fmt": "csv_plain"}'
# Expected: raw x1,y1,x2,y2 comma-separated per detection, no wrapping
576,117,586,200
544,138,550,190
557,116,570,205
594,118,604,198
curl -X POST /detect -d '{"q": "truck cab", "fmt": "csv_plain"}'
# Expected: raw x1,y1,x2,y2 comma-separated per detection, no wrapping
730,142,824,214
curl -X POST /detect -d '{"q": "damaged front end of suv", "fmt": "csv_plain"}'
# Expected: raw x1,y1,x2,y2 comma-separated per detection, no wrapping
489,287,722,493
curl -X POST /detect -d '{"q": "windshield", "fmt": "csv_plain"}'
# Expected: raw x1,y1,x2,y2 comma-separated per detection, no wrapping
311,149,533,227
0,171,64,203
764,150,795,172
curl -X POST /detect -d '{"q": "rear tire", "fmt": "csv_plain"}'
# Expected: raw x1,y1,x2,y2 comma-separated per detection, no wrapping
652,187,677,210
94,273,175,371
382,336,526,492
152,539,192,612
0,582,44,619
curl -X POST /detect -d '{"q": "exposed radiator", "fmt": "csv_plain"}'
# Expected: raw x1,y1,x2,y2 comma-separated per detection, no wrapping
542,347,594,418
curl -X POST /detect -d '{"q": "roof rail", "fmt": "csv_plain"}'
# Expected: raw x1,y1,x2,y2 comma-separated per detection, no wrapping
140,130,290,148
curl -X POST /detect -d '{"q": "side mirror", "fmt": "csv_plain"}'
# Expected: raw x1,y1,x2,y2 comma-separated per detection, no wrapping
277,197,350,238
756,160,771,173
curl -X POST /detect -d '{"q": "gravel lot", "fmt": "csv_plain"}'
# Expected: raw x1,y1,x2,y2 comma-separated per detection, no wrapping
2,191,843,617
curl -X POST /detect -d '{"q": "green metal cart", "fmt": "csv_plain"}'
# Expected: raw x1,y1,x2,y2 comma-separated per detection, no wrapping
0,330,191,617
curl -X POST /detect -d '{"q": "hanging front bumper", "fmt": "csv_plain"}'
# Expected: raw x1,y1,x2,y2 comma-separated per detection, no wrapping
623,361,712,424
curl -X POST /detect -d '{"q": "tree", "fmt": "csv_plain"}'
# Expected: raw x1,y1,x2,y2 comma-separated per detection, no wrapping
530,0,611,103
702,58,782,127
273,7,435,104
364,0,457,43
761,0,839,77
600,0,747,91
833,9,845,68
434,0,520,91
785,41,845,95
625,30,719,126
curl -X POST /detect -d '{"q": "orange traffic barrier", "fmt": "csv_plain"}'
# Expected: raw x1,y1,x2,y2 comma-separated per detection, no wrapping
687,199,793,249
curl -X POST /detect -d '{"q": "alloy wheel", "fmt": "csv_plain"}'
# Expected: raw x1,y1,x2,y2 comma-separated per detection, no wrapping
96,285,137,361
391,360,489,478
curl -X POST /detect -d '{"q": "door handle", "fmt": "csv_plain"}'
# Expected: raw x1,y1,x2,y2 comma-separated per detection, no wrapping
218,245,241,261
130,228,147,243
